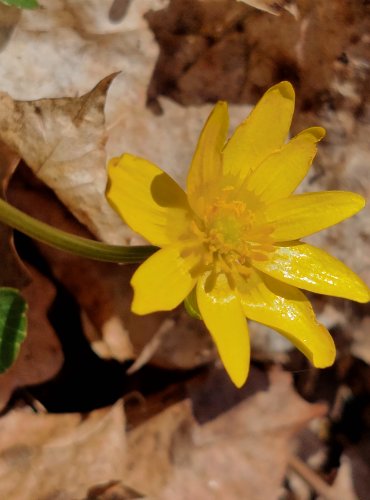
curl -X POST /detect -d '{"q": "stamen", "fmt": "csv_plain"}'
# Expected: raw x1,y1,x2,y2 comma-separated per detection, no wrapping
188,195,276,285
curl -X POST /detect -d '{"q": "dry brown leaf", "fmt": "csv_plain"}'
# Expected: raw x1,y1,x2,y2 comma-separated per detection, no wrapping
0,266,63,411
351,316,370,365
0,400,126,500
86,480,145,499
0,74,137,246
124,367,327,498
0,4,20,52
331,446,370,500
322,454,357,500
0,142,29,288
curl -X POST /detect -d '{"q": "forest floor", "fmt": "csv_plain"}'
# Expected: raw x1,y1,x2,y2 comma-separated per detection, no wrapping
0,1,369,498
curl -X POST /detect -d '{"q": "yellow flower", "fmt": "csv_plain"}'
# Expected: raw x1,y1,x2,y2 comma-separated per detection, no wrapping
106,82,369,388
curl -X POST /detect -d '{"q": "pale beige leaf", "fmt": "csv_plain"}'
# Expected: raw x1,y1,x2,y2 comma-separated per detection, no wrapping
124,368,327,499
0,75,134,245
0,401,125,500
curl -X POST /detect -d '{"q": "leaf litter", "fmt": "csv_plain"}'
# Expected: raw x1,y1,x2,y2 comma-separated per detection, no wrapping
0,0,369,498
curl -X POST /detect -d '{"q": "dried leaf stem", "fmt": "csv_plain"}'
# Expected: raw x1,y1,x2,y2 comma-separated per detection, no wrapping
0,198,156,263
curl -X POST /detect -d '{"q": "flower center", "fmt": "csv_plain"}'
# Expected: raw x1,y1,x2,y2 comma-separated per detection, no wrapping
205,200,251,253
187,195,274,285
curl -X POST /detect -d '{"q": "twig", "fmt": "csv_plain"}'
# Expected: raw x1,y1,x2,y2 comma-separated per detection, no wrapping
287,453,335,500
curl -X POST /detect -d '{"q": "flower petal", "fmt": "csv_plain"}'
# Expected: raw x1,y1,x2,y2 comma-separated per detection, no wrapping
241,127,325,203
253,242,370,303
131,244,197,314
260,191,365,241
107,154,190,246
197,272,250,387
222,81,295,180
187,101,229,214
239,271,335,368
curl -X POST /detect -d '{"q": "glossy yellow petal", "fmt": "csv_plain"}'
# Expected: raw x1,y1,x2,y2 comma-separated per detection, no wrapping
197,272,250,387
131,244,198,314
187,101,229,215
240,127,325,203
239,271,335,368
223,81,295,180
253,242,370,302
260,191,365,241
107,154,190,246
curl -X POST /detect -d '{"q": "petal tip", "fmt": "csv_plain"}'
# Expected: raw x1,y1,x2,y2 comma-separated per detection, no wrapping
227,364,249,388
349,192,366,214
216,100,228,109
355,286,370,304
209,100,229,127
315,126,326,140
313,354,336,369
301,126,326,142
311,328,336,368
269,81,295,102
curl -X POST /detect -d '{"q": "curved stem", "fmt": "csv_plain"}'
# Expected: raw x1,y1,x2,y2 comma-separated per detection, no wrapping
0,198,156,263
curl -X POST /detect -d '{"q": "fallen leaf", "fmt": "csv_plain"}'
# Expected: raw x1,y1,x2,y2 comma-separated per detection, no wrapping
351,316,370,365
334,445,370,500
0,141,29,288
0,400,126,500
86,480,145,499
124,367,327,498
0,266,63,411
0,75,136,245
0,0,167,99
0,3,21,51
326,453,359,500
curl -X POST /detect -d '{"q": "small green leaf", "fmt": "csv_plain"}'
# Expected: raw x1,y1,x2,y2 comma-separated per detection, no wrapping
0,288,27,373
0,0,39,9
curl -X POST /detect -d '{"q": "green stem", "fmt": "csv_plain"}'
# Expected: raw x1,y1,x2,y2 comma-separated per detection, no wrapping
0,198,156,263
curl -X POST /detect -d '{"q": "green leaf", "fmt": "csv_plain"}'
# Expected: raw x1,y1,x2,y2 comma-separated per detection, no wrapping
0,0,39,9
0,288,27,373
